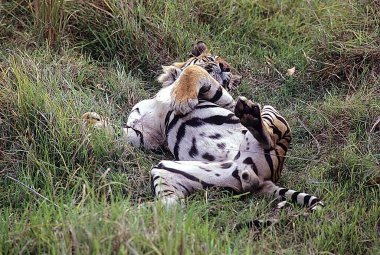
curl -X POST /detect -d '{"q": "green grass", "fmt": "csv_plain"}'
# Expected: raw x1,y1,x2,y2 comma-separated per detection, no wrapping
1,0,379,254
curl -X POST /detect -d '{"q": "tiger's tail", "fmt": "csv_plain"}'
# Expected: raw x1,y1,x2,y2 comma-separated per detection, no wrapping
259,180,324,211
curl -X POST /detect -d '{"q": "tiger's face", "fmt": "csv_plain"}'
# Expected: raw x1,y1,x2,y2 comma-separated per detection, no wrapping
195,54,233,89
172,41,242,90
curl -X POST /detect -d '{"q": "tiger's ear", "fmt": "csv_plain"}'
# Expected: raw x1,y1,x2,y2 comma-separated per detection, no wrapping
191,41,208,57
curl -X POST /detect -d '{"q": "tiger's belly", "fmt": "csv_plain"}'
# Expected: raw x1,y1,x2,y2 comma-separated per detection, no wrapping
165,101,245,162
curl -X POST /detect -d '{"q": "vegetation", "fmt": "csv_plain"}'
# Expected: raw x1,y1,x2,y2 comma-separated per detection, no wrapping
1,0,379,254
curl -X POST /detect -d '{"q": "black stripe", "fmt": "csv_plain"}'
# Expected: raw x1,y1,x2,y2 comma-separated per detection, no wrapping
173,124,186,159
251,162,259,175
232,168,241,184
271,124,282,138
309,198,320,207
170,72,176,81
199,167,211,172
283,136,292,143
194,103,218,109
132,128,144,146
303,195,311,206
243,157,254,164
273,149,281,182
261,113,290,138
276,142,288,152
262,115,274,124
273,115,290,130
242,157,259,175
189,137,198,158
234,151,241,160
199,83,211,94
186,117,206,127
220,162,232,169
208,133,222,139
164,110,173,134
264,149,274,180
202,113,240,125
166,114,180,135
291,192,300,203
158,164,214,189
263,109,289,129
209,87,223,102
177,182,191,195
284,129,291,137
278,188,288,196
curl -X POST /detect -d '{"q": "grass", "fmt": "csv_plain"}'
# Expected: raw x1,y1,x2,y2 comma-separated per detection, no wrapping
1,0,379,254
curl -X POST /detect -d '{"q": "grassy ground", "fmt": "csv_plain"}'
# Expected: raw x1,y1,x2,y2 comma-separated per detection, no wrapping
1,0,379,254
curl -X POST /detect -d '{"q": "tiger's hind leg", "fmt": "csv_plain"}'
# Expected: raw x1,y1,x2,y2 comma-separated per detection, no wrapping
170,65,235,115
234,96,291,151
151,160,261,206
234,96,292,182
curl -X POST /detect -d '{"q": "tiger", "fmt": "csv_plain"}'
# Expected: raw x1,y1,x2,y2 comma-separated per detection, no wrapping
82,41,324,213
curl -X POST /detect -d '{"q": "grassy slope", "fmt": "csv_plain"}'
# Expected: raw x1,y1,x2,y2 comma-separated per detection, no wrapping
0,0,379,254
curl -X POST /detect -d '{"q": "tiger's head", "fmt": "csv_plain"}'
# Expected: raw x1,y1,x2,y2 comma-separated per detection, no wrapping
158,41,241,90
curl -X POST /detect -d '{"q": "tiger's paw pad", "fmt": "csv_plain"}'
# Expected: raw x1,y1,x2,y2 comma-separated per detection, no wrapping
234,97,262,129
170,96,198,115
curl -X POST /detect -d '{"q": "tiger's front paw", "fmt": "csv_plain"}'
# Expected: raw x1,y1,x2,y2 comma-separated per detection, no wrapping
170,88,198,115
234,97,262,130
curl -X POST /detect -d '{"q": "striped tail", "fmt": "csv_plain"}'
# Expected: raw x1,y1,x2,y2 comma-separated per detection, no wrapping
274,187,324,211
235,182,324,230
260,181,324,211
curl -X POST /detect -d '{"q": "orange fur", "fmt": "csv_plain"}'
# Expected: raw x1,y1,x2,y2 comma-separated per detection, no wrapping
171,65,209,103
